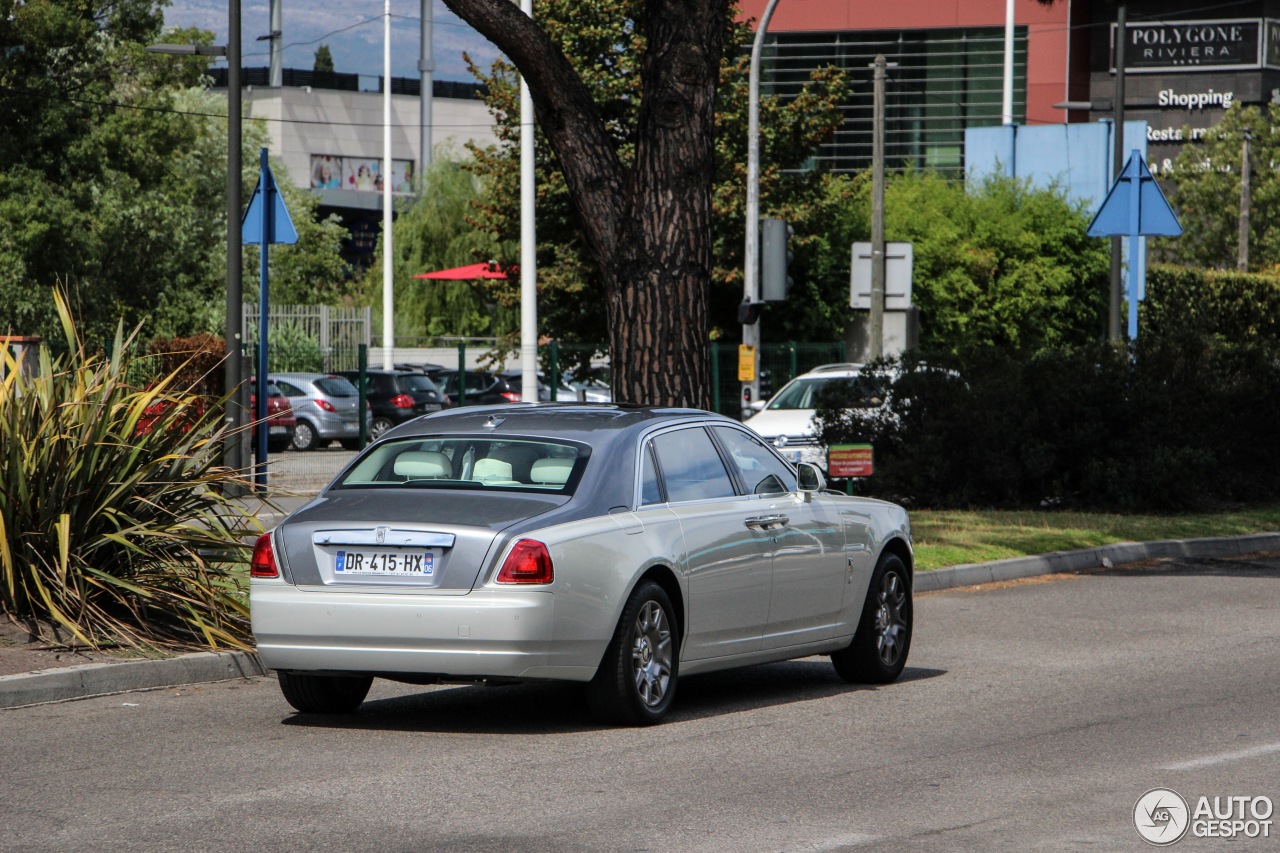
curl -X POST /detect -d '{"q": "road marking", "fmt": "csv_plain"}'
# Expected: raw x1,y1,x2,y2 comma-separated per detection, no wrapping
1163,741,1280,771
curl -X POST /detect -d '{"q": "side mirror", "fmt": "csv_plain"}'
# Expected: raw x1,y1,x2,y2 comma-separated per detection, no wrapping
750,399,766,413
796,463,825,499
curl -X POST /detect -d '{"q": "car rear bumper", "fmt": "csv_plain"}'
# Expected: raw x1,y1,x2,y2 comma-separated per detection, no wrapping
250,583,590,681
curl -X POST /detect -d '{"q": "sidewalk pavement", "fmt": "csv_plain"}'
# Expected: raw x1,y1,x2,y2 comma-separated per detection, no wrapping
3,511,1278,709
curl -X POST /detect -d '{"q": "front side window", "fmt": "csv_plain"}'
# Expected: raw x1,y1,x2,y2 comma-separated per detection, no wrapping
712,426,796,496
650,428,736,503
335,436,588,495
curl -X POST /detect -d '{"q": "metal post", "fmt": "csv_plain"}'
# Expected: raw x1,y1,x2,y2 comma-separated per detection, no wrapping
255,148,271,491
711,344,721,414
743,0,782,414
1109,3,1127,342
226,0,245,479
381,0,394,370
268,0,282,87
1001,0,1015,125
870,54,887,360
549,342,559,402
419,0,434,177
1239,128,1252,272
456,341,467,406
358,344,368,448
519,0,538,415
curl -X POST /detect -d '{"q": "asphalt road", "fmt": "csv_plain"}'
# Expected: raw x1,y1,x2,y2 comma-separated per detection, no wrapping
3,556,1278,852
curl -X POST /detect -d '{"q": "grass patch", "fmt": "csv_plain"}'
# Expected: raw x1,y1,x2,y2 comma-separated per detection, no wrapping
911,505,1280,570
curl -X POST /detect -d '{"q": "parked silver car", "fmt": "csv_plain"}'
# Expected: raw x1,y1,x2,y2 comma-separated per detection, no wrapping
270,372,367,451
250,405,913,724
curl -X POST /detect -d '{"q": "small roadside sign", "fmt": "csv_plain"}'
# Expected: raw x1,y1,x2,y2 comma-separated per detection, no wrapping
738,345,756,382
828,443,873,478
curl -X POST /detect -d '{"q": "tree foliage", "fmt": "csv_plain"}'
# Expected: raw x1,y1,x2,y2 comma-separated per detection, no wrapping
832,171,1109,352
1158,103,1280,272
463,0,849,367
357,155,516,340
0,2,349,342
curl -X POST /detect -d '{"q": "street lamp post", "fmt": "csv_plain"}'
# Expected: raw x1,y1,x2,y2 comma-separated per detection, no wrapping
147,0,244,477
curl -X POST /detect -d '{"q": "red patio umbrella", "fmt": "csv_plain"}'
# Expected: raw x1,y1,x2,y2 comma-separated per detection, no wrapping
412,262,509,280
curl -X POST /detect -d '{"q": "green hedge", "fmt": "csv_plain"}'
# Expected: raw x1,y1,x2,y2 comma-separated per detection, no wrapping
816,336,1280,511
1143,264,1280,342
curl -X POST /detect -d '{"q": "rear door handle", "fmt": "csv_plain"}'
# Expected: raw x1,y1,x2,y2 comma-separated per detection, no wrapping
745,515,790,530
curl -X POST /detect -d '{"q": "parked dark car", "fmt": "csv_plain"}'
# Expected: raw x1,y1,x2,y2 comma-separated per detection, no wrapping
336,369,449,441
425,368,522,407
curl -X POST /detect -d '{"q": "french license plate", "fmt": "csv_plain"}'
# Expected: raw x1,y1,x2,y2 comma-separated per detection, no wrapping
269,425,289,436
335,549,435,577
787,450,803,464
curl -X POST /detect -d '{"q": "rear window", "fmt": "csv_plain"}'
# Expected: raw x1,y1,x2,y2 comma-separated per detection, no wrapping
334,436,589,495
315,376,358,397
398,374,439,393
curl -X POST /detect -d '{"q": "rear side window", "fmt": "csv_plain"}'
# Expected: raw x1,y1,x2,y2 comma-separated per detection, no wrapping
649,428,735,503
315,376,358,397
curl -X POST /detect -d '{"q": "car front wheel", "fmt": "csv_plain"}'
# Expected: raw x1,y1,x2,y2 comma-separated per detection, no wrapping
277,671,372,714
587,581,678,725
831,552,912,684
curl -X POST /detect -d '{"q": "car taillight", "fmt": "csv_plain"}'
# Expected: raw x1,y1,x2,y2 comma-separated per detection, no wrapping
500,391,522,403
390,393,415,409
250,533,279,578
495,539,553,584
315,399,336,412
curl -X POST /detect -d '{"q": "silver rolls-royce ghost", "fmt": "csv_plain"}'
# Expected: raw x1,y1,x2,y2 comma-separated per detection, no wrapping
250,405,914,725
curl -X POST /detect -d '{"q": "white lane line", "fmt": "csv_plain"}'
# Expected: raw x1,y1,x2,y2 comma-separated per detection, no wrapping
1164,741,1280,771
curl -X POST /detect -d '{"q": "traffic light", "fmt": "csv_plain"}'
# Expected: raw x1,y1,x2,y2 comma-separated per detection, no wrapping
761,217,794,302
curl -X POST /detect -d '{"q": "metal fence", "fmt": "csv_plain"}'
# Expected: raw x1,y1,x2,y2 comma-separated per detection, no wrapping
242,303,371,373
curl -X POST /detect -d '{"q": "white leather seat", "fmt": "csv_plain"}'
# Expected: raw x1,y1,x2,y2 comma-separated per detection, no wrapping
393,451,452,479
530,457,572,486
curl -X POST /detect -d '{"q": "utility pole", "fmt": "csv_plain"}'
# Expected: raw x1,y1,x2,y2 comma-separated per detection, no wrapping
870,54,887,359
1109,2,1127,342
742,0,782,414
419,0,434,177
1239,127,1252,272
227,0,245,476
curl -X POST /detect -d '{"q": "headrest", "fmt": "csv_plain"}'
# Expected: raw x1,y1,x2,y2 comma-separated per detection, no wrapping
472,457,513,482
530,457,572,486
393,451,451,479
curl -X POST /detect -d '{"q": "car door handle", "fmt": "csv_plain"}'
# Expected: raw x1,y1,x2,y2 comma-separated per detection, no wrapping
745,515,790,530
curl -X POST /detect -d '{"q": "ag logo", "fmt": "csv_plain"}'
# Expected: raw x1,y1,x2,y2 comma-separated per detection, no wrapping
1134,788,1190,845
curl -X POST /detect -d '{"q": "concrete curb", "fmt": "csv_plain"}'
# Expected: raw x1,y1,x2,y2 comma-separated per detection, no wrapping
3,532,1278,709
913,532,1280,592
0,651,266,710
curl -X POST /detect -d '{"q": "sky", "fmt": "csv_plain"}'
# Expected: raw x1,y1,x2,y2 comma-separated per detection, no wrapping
160,0,501,82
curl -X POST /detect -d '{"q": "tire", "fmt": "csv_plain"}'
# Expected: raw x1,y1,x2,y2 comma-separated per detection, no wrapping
369,416,395,441
339,439,362,451
587,581,679,725
268,440,289,454
277,671,372,714
831,553,912,684
291,420,318,451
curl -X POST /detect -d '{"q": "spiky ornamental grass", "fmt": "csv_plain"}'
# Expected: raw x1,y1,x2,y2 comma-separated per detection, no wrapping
0,291,266,651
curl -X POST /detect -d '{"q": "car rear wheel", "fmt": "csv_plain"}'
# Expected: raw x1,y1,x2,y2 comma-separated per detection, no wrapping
291,420,318,451
587,581,678,725
277,671,372,714
268,440,290,454
369,416,395,441
339,439,362,451
831,553,912,684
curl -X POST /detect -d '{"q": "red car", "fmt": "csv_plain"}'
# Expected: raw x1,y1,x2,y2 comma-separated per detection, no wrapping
252,381,297,454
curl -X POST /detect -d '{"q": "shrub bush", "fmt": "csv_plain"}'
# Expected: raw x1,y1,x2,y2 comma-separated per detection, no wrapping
816,336,1280,511
0,292,262,650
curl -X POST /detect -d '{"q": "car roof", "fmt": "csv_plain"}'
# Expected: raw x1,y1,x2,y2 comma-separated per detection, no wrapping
382,404,728,446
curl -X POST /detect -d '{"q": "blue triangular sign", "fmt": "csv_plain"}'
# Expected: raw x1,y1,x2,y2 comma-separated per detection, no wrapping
241,165,299,245
1087,150,1183,238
